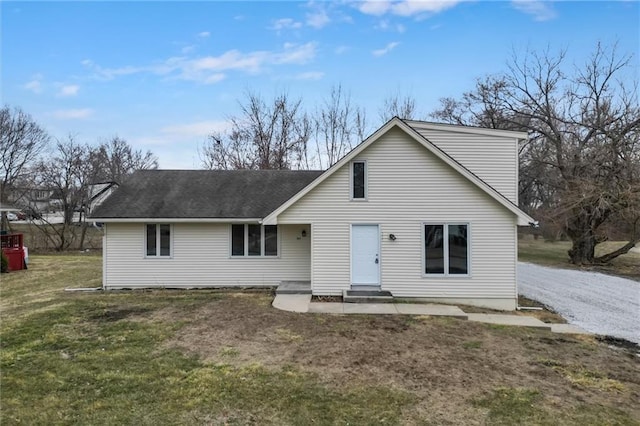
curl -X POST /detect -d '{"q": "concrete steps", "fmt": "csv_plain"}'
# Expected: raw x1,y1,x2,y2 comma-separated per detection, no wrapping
343,289,393,303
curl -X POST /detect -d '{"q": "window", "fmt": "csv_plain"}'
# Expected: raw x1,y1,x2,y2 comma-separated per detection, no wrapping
146,224,171,257
352,161,366,200
231,224,278,257
424,223,469,275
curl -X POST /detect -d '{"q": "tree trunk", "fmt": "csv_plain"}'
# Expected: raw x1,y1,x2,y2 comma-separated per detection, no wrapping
567,234,596,264
565,210,598,264
79,223,87,251
595,239,639,264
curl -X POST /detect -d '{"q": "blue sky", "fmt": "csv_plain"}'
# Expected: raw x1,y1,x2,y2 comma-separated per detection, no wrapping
2,1,638,168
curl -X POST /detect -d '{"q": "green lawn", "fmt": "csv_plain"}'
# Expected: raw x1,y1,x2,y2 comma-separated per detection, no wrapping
1,255,639,425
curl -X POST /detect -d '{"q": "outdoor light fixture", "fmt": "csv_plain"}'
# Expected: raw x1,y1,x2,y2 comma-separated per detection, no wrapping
389,234,396,241
301,229,307,237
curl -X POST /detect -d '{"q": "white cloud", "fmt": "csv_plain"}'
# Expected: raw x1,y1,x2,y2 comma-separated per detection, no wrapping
161,120,231,138
511,0,557,21
275,42,317,64
82,43,317,85
271,18,303,30
335,45,350,55
181,45,196,54
57,84,80,97
198,31,210,38
375,19,407,32
295,71,324,80
306,10,331,28
50,108,93,119
359,1,391,15
358,0,461,17
372,41,400,57
23,74,43,93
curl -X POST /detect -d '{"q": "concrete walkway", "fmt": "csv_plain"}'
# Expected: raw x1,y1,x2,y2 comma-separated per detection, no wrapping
272,293,590,335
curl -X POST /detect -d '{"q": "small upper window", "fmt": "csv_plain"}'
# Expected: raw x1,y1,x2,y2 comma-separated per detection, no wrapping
146,224,171,257
352,161,366,200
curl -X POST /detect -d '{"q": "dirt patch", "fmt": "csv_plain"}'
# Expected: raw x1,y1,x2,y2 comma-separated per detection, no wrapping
310,295,343,303
164,294,640,422
89,306,153,322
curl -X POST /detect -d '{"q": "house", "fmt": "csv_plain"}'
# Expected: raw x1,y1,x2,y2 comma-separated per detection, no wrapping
7,187,56,213
90,118,535,310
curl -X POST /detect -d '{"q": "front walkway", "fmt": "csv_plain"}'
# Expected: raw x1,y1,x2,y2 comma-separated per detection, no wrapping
272,292,589,336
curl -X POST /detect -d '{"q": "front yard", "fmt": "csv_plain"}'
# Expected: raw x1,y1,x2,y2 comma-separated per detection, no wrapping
1,254,639,424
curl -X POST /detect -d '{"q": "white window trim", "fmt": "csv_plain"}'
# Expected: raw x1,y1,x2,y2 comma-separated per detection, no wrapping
144,223,173,259
350,159,368,201
229,224,280,258
421,222,471,277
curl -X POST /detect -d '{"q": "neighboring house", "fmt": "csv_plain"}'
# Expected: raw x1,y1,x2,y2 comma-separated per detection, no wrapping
91,118,535,310
8,187,56,212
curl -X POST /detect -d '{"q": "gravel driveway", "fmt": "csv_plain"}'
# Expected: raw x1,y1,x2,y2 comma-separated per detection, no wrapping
518,263,640,344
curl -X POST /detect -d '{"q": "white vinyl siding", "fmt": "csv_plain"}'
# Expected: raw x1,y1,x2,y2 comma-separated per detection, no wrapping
412,126,519,204
103,223,309,289
278,126,518,306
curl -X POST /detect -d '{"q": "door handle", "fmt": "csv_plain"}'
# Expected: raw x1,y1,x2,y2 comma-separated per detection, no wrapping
375,257,379,264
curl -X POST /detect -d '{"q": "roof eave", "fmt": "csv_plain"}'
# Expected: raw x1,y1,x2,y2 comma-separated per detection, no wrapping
90,217,263,223
404,120,529,140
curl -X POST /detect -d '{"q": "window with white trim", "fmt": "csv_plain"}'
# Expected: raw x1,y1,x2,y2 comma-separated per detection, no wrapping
231,224,278,257
351,160,366,200
424,223,469,275
146,224,171,257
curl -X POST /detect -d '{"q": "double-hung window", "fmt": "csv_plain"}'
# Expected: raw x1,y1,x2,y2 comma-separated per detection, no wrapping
424,223,469,275
231,224,278,257
146,224,171,257
351,160,366,200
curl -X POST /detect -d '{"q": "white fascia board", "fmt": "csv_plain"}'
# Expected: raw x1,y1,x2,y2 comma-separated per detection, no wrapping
405,120,529,140
91,218,263,223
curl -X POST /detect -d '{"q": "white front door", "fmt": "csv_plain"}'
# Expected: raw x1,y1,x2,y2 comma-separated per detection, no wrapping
351,224,380,286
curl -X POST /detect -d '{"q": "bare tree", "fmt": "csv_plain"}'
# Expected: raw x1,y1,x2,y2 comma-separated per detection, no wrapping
90,136,158,184
0,106,50,230
378,91,418,123
313,84,368,168
31,137,93,250
201,90,311,170
432,43,640,265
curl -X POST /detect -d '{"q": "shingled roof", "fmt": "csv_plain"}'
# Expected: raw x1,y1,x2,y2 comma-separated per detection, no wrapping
90,169,324,219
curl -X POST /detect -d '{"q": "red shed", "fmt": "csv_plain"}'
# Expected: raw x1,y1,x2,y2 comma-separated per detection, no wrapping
1,233,26,271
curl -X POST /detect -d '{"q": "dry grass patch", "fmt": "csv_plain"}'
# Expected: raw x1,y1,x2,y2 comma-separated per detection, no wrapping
166,294,640,424
519,237,640,281
3,254,640,424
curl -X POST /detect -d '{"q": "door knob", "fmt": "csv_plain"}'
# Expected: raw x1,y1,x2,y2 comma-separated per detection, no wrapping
375,258,379,264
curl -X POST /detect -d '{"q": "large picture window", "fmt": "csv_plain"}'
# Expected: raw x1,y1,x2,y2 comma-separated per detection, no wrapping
231,224,278,257
424,223,469,275
146,224,171,257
